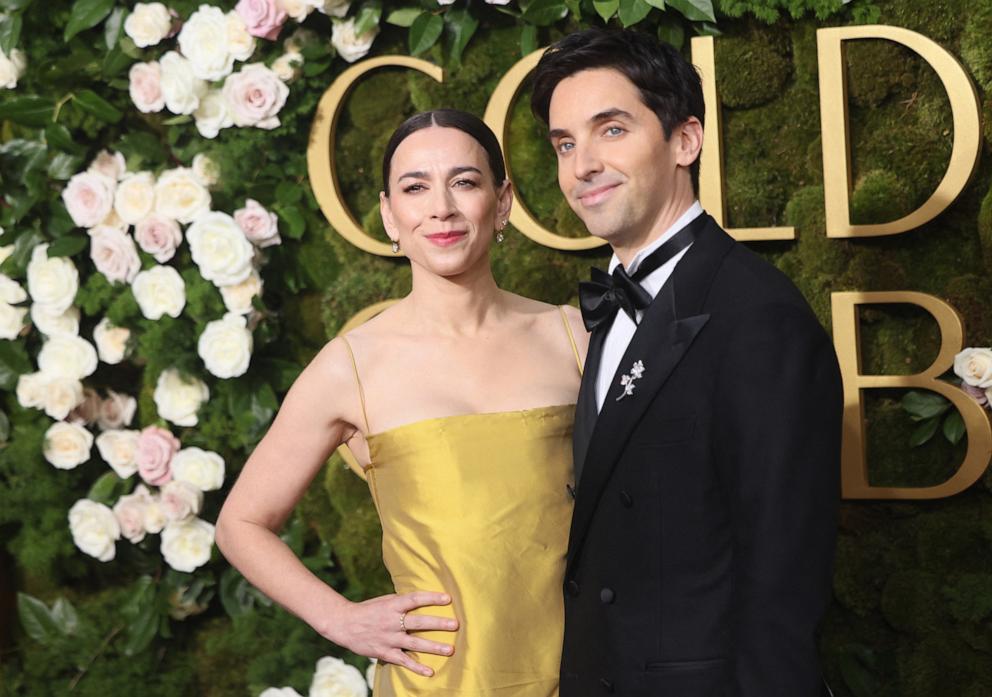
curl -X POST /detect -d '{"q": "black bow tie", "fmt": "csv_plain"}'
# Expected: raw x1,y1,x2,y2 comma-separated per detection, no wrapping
578,215,706,332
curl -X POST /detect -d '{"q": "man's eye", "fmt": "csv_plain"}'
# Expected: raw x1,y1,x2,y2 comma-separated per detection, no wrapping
605,126,624,136
557,142,574,154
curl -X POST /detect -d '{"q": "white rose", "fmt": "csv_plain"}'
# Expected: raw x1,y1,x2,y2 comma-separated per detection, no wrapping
0,47,26,89
42,377,87,420
62,171,116,229
16,372,47,409
134,214,183,263
68,499,120,562
154,368,209,426
179,6,237,81
221,269,263,314
143,497,167,534
193,89,234,139
0,302,27,339
160,480,203,522
27,245,79,314
954,348,992,388
89,226,141,284
88,150,127,182
331,18,377,63
186,212,255,287
99,208,129,232
44,421,94,470
132,265,187,320
222,63,289,130
226,10,257,62
365,659,376,691
114,172,156,224
260,688,303,697
192,154,220,187
0,245,14,264
98,390,137,430
38,334,98,380
124,2,174,48
160,51,207,116
161,517,215,572
30,303,80,337
271,51,303,82
317,0,351,18
198,312,253,378
0,275,26,304
113,487,150,543
277,0,318,21
171,447,225,491
310,656,369,697
129,61,166,113
93,317,130,364
96,429,141,478
155,167,211,224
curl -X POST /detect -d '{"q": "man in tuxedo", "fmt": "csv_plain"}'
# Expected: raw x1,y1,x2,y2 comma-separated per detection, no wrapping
531,28,843,696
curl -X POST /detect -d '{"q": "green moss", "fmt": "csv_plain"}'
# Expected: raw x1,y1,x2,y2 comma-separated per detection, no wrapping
850,169,915,225
715,24,793,109
845,40,917,110
978,183,992,268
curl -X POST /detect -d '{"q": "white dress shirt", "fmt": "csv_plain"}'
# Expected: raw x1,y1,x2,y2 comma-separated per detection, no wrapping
595,201,704,412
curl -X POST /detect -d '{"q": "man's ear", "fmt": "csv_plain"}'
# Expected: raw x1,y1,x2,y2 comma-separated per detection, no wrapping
677,116,704,168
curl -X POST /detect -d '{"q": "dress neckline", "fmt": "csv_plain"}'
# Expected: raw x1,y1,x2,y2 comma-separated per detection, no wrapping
365,402,576,442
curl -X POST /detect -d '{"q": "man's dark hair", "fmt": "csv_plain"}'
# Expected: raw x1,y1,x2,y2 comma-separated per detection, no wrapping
382,109,507,196
530,28,705,193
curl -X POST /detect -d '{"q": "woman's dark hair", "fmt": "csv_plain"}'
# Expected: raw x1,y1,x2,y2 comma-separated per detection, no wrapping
381,109,507,196
530,28,705,192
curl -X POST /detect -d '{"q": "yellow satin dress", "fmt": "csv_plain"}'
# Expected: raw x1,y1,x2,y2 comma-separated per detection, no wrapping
341,307,581,697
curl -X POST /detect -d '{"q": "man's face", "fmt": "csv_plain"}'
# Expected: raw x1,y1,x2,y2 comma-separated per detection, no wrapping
547,67,689,249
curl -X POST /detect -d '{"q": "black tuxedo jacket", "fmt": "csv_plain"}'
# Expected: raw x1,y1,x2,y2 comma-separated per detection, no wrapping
561,215,843,697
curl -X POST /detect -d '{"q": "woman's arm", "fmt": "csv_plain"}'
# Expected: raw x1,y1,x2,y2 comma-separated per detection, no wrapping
215,338,456,677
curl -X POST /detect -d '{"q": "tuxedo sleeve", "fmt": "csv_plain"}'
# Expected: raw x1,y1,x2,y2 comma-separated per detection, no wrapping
715,302,843,696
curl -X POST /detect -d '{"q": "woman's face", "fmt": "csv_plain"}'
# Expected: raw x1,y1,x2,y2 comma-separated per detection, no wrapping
380,126,512,278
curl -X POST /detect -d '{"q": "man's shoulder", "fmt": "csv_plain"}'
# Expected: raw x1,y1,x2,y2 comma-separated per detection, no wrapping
709,235,812,315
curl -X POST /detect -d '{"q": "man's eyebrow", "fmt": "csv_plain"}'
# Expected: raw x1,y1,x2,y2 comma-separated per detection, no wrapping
547,108,634,141
397,166,483,181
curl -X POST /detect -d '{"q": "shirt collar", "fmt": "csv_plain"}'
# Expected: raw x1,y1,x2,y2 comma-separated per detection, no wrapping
607,201,703,275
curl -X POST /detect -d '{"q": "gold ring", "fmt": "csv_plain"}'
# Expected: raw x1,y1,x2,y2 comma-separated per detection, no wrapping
400,611,407,632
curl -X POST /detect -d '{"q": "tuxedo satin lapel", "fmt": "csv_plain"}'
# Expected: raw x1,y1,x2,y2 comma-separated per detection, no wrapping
573,325,607,482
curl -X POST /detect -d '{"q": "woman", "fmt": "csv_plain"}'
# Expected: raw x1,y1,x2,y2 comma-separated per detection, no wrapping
216,109,588,696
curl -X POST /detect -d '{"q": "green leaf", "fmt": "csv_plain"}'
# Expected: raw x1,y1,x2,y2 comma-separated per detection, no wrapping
257,357,303,391
644,0,664,8
618,0,651,26
657,15,684,49
444,7,479,66
943,410,966,445
564,0,581,18
73,89,123,124
0,341,31,390
0,0,34,10
275,182,303,207
122,581,159,656
64,0,115,42
275,205,305,239
51,598,80,637
0,12,22,55
0,409,9,442
665,0,714,22
520,23,538,56
522,0,568,25
47,152,84,181
901,390,951,421
593,0,619,21
102,45,133,78
46,234,88,257
104,6,126,50
909,416,941,447
354,1,383,36
45,123,84,155
6,230,44,276
385,7,422,26
409,12,443,56
161,115,192,126
17,593,60,646
117,131,167,165
87,472,123,505
0,96,54,127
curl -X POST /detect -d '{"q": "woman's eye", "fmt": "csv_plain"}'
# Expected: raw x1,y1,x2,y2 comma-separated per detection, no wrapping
403,183,425,193
453,179,477,188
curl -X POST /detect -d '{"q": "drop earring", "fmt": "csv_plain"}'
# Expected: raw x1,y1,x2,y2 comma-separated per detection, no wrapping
496,220,507,244
391,239,400,254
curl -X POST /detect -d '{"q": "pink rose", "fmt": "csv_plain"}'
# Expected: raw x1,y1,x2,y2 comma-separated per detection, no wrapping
113,486,152,543
129,61,165,114
98,390,137,430
136,425,179,486
961,382,988,407
235,0,287,40
62,171,116,229
135,214,183,263
89,226,141,284
222,63,289,130
88,150,127,182
160,479,203,522
234,199,281,248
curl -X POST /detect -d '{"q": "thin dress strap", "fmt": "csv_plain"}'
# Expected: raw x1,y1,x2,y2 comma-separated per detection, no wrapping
558,305,583,377
339,335,371,434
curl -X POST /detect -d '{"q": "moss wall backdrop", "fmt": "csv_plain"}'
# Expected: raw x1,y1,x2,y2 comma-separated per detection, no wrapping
2,0,992,695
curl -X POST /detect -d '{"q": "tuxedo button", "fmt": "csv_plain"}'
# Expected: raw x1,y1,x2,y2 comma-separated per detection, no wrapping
566,579,580,597
600,587,615,604
600,678,615,693
619,490,633,507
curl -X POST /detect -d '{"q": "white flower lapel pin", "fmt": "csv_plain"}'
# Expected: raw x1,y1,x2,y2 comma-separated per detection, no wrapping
616,360,646,402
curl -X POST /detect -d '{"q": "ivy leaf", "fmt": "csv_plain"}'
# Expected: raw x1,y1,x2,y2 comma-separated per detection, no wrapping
104,6,126,50
665,0,714,22
909,416,940,447
520,23,538,56
409,12,443,56
618,0,651,26
901,390,951,421
0,12,22,55
593,0,619,21
64,0,116,42
73,89,123,123
385,7,422,26
0,96,55,127
522,0,568,25
943,410,966,445
16,593,61,646
444,6,479,66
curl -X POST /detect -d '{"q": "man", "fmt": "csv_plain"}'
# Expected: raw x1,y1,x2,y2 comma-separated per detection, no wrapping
531,28,843,696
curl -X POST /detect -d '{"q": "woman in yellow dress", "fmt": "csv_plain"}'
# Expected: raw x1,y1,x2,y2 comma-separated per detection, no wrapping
216,109,588,696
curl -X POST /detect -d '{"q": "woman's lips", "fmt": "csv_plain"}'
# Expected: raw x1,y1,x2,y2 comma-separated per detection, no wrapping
425,231,468,247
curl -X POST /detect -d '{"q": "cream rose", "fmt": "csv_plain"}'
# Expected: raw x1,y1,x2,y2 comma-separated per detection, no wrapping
89,226,141,284
134,214,182,263
366,660,376,691
42,377,87,421
226,10,258,62
260,688,304,697
62,171,116,229
198,312,253,378
30,303,80,337
143,496,167,534
317,0,351,18
0,302,27,340
331,18,377,63
160,51,207,116
68,499,120,562
93,317,130,364
114,172,156,224
221,270,263,314
38,334,98,380
192,154,220,187
124,3,174,48
186,212,255,287
171,447,225,491
222,63,289,130
954,348,992,388
132,265,187,320
44,421,94,470
193,89,234,139
27,245,79,314
88,150,127,182
161,517,215,572
137,425,179,486
154,368,210,426
113,486,151,543
271,51,303,82
16,372,47,409
98,390,137,430
178,5,238,81
129,61,166,113
160,479,203,522
310,656,369,697
154,167,210,224
277,0,319,21
0,275,26,304
234,198,281,247
0,245,14,264
0,47,26,89
96,429,141,478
